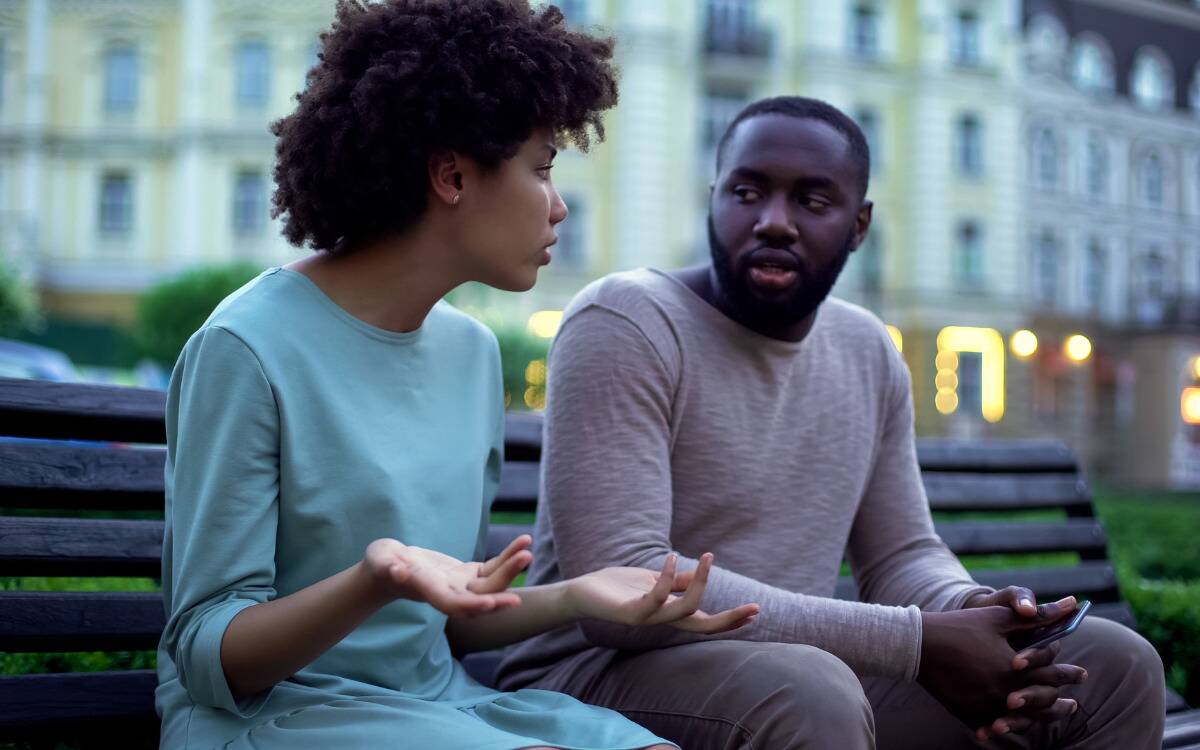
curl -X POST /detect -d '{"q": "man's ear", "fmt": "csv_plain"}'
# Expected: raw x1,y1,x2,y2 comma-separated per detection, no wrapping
852,200,874,252
427,151,464,206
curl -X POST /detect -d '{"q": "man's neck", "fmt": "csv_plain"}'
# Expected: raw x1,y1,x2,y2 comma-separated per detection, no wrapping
670,264,817,343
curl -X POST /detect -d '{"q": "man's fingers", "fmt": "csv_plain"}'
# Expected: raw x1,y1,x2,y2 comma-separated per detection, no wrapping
479,534,532,577
1012,640,1060,670
990,699,1078,736
1020,663,1088,687
468,550,532,594
1009,586,1038,617
1007,684,1060,712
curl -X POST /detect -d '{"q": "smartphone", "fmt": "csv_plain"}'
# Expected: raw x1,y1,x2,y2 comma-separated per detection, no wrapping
1008,599,1092,652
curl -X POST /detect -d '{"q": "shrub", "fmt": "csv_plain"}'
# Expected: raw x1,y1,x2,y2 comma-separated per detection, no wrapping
134,263,262,366
1119,567,1200,706
0,261,41,337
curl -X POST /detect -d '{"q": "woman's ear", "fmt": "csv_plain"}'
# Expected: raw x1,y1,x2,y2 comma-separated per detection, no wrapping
428,151,464,206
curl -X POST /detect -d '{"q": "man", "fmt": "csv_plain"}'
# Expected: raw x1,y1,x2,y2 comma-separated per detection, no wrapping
497,97,1165,749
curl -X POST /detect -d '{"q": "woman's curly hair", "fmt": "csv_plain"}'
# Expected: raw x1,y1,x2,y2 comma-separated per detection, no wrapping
271,0,618,253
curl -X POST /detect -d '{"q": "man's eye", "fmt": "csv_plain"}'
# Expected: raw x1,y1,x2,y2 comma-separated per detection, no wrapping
733,187,761,201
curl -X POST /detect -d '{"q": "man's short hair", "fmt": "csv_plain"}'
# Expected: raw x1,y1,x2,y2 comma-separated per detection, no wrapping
715,96,871,198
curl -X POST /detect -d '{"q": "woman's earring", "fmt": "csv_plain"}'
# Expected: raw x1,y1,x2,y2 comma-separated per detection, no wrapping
451,193,461,206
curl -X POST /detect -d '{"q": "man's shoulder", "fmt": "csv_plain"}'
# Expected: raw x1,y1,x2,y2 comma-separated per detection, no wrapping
562,268,689,333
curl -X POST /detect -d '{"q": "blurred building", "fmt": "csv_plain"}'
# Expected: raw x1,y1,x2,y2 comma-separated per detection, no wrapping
1,0,1199,486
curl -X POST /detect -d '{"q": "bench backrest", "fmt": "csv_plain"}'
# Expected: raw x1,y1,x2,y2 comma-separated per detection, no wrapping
0,377,1128,741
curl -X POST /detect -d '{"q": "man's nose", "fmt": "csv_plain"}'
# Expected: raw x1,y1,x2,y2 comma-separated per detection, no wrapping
753,195,797,244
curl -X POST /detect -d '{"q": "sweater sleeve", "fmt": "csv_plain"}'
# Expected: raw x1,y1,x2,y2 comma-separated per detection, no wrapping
845,345,993,615
542,304,933,680
159,325,281,717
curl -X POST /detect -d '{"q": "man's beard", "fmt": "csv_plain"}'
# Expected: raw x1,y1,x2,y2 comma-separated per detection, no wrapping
708,215,855,330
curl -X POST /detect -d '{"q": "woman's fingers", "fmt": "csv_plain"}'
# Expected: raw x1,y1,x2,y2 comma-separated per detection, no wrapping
669,603,760,633
479,534,532,577
468,549,532,594
634,554,677,615
645,553,713,624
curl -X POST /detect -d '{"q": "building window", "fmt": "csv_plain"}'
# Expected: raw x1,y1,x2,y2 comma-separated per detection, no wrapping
1035,231,1058,306
952,10,981,67
850,4,879,60
704,0,764,56
855,108,881,171
957,114,983,177
955,221,984,288
103,43,138,114
555,193,586,270
0,37,6,113
1140,152,1164,207
233,170,267,236
958,351,983,416
1143,252,1166,300
99,172,133,235
235,39,271,109
1071,39,1113,94
1085,241,1106,314
1086,135,1108,198
1132,49,1172,112
1034,127,1057,188
702,91,747,153
556,0,587,24
1191,64,1200,117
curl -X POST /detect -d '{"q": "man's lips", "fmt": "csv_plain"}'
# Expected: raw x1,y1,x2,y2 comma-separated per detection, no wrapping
743,247,801,291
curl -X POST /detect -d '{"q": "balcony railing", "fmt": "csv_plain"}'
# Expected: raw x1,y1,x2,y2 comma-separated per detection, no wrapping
703,1,770,58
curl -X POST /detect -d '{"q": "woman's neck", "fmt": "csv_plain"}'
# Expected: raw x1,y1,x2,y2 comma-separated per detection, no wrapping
285,229,464,334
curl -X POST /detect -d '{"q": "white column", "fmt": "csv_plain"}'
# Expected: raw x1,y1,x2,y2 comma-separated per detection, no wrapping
610,0,683,270
18,0,48,276
173,0,212,266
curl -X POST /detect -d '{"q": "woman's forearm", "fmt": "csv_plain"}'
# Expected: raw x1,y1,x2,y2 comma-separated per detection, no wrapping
445,581,575,655
220,561,391,699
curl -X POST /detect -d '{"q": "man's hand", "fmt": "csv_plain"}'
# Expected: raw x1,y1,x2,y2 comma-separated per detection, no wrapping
565,553,760,633
918,599,1086,740
962,588,1089,740
362,534,533,616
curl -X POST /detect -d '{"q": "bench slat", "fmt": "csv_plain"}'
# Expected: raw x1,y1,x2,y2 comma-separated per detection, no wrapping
494,461,539,512
1165,708,1200,749
0,591,163,652
924,473,1091,512
0,442,166,510
0,377,167,444
935,519,1107,556
915,439,1077,473
0,670,159,738
0,517,164,577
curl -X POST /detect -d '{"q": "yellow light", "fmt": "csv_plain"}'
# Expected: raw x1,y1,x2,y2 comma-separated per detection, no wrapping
1064,334,1093,363
935,390,959,414
524,386,546,410
1190,356,1200,381
1184,388,1200,424
936,326,1006,423
527,310,564,339
935,371,959,390
525,359,547,386
1011,330,1038,359
935,351,959,371
885,325,903,352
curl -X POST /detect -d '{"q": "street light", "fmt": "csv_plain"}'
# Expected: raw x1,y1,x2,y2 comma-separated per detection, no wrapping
1064,334,1092,363
1011,329,1038,359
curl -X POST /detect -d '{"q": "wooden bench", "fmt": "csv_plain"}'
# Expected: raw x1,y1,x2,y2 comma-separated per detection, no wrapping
1,377,1197,748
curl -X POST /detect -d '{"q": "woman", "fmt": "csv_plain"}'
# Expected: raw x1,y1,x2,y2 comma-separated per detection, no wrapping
155,1,758,748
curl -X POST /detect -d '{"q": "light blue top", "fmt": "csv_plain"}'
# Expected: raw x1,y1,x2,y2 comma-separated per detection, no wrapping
156,268,670,749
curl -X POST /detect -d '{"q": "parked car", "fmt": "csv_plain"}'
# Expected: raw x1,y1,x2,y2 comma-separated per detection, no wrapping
0,338,78,382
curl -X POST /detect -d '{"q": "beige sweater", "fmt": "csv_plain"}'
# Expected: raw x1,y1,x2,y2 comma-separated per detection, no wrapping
497,268,990,688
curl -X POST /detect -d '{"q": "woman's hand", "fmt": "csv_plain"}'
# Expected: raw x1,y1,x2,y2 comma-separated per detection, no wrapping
362,534,533,617
564,553,759,633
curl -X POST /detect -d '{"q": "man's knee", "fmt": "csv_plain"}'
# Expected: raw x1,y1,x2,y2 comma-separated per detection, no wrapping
699,641,873,745
1072,617,1165,710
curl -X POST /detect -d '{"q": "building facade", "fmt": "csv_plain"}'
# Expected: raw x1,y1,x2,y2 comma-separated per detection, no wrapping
1,0,1199,486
